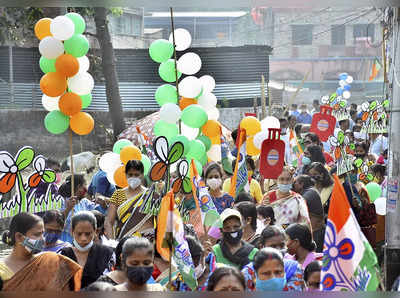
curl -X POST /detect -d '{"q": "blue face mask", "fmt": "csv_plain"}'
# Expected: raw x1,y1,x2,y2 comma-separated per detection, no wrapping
302,156,311,165
44,232,60,244
278,183,292,193
256,275,286,291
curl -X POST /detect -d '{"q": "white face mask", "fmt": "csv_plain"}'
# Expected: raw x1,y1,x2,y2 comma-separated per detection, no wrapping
73,238,94,252
207,178,222,190
128,177,141,190
194,263,206,279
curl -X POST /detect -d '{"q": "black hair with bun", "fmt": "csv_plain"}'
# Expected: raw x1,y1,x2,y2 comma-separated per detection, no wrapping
2,212,42,246
285,223,316,252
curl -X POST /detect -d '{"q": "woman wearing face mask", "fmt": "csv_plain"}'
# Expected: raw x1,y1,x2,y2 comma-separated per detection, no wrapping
105,160,155,241
210,208,258,270
354,142,369,161
242,226,304,292
206,267,245,291
285,223,323,270
42,210,71,252
235,201,260,247
114,237,165,291
303,261,322,291
205,163,234,214
59,174,95,243
0,212,82,291
262,167,311,229
301,145,326,174
60,211,114,289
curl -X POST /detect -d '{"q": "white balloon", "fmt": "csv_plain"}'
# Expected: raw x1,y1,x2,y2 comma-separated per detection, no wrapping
50,16,75,40
169,28,192,51
42,94,60,111
339,80,347,87
159,103,181,124
345,75,354,84
38,36,65,59
207,145,221,162
181,122,199,140
106,169,117,186
99,152,122,172
68,72,94,95
261,116,280,131
77,56,90,73
177,52,202,75
253,131,268,150
178,76,202,99
342,90,351,99
374,197,386,216
207,107,220,120
199,75,216,93
198,92,217,109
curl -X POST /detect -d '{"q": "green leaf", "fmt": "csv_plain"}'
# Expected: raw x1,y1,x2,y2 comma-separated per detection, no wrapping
329,92,337,103
369,101,377,111
15,147,34,171
339,100,347,108
367,174,374,181
349,143,355,150
168,142,184,164
182,176,192,194
42,170,56,183
337,131,345,145
354,158,363,168
382,99,389,108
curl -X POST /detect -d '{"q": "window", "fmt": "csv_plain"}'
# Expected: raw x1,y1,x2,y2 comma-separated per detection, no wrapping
109,13,142,36
353,24,374,42
292,25,313,45
331,25,346,45
196,23,229,40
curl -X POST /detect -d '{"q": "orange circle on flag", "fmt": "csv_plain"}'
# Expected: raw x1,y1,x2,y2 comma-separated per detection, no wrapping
179,97,197,110
70,112,94,135
59,92,82,116
55,54,79,77
120,146,142,164
40,72,67,97
34,18,52,40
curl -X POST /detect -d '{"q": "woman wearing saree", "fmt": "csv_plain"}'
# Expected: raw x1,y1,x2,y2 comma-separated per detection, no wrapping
104,160,155,241
262,167,311,230
0,212,82,291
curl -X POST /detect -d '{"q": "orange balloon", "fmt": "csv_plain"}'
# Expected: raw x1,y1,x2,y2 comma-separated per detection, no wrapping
59,92,82,116
210,135,221,145
70,112,94,135
120,146,142,164
40,72,67,97
34,18,52,40
201,120,221,138
55,54,79,77
246,136,261,156
240,116,261,136
114,165,128,188
179,97,197,110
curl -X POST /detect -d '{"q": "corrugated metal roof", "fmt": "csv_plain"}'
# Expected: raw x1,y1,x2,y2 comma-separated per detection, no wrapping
0,82,269,110
0,47,9,82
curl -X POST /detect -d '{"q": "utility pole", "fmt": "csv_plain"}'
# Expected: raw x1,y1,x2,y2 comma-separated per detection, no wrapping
385,7,400,290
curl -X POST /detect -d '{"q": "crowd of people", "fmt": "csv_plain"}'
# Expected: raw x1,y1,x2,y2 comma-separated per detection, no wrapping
0,101,394,291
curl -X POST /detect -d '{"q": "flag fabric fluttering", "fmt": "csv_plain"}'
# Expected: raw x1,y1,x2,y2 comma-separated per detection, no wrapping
190,160,220,229
289,129,303,166
321,175,379,292
369,58,382,81
156,190,198,290
221,135,233,175
229,128,249,197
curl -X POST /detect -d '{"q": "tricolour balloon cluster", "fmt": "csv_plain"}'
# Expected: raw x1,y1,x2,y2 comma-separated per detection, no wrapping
240,116,280,156
35,13,94,136
99,139,152,188
148,29,221,164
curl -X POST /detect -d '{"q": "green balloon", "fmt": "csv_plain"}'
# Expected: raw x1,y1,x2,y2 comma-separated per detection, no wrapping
65,12,86,35
113,139,133,154
170,135,190,155
197,135,212,151
153,120,179,140
141,155,152,176
149,39,174,63
81,94,92,109
199,154,208,167
39,56,56,73
186,140,206,161
155,84,178,106
194,159,203,176
64,34,89,58
159,59,182,83
181,104,208,128
365,182,382,202
44,111,70,135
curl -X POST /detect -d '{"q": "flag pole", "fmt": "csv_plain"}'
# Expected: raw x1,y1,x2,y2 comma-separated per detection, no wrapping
69,129,74,198
170,7,181,134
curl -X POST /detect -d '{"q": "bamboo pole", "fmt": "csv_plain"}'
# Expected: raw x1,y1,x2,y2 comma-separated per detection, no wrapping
69,129,74,198
170,7,181,134
283,69,311,116
261,75,266,119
